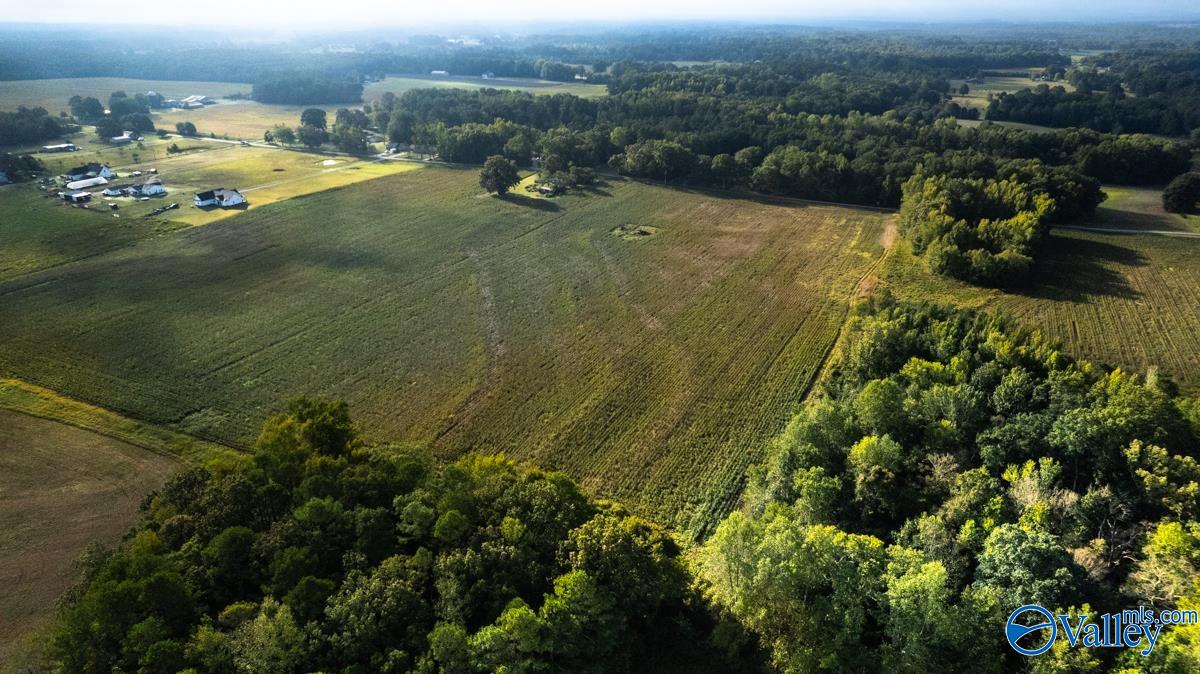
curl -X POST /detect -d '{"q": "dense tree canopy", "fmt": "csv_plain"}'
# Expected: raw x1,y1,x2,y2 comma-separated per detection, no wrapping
703,299,1200,673
51,399,746,673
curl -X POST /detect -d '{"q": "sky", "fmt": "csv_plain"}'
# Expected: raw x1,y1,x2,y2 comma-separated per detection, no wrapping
4,0,1200,27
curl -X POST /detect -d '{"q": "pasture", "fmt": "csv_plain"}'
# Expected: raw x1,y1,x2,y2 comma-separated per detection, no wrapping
0,167,888,531
0,408,181,667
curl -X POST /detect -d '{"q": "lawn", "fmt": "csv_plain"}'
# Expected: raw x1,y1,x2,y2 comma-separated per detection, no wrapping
0,408,181,667
0,167,888,532
364,75,608,100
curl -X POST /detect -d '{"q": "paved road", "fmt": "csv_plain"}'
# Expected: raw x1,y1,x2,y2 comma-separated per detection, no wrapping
1055,225,1200,239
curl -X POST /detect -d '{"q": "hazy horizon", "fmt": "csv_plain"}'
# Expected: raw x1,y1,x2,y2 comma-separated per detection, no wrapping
3,0,1200,31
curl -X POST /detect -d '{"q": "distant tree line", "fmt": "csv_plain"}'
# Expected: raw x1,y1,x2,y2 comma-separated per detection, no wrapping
0,152,45,181
251,73,364,105
0,106,70,145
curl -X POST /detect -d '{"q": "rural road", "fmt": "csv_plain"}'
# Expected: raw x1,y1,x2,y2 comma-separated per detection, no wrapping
1055,225,1200,239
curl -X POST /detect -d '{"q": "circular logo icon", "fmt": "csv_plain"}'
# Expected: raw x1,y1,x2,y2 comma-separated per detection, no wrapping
1006,605,1057,656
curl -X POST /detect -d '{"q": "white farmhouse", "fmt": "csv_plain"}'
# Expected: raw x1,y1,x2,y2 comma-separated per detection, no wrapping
63,163,115,181
141,178,166,196
194,188,246,208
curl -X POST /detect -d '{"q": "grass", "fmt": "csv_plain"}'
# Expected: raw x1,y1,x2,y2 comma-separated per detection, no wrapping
364,75,608,100
0,167,888,532
0,406,185,669
1089,186,1200,233
880,190,1200,392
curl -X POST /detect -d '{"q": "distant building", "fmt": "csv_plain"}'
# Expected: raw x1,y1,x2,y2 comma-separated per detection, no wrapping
59,190,92,203
101,186,126,197
41,143,78,153
0,172,10,185
482,72,495,79
63,163,115,181
430,70,449,76
194,187,246,208
66,176,109,190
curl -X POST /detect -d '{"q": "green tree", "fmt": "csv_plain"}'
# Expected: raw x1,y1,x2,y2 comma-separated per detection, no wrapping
175,121,197,137
295,124,327,149
300,108,327,130
1163,172,1200,214
479,155,520,195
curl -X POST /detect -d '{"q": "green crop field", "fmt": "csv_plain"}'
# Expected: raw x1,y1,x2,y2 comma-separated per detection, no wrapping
0,167,888,531
364,75,608,100
0,408,181,667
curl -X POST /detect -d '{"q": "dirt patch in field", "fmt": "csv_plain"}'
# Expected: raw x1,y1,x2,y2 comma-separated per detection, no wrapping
0,410,179,663
879,218,898,249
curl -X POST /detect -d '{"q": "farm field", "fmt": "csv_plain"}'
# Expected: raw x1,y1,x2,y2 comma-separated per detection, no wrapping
0,408,181,667
0,167,888,532
0,77,250,115
881,224,1200,393
364,75,608,100
949,71,1075,111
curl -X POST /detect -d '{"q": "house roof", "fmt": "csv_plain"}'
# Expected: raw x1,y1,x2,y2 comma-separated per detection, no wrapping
195,190,216,200
215,188,242,198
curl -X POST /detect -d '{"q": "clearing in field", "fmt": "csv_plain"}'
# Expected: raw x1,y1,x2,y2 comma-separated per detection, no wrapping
0,167,888,532
0,409,181,666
